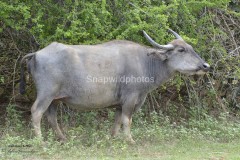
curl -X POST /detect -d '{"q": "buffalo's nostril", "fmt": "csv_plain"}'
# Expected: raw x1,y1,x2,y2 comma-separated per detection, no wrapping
202,63,210,71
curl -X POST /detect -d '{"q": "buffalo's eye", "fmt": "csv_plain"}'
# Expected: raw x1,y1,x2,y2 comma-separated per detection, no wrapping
178,48,185,52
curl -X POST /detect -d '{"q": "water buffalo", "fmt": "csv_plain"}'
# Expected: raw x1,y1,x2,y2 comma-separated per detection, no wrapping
20,29,210,143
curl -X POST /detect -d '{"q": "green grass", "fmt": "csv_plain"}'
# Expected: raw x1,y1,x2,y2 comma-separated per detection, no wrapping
1,132,240,160
1,111,240,160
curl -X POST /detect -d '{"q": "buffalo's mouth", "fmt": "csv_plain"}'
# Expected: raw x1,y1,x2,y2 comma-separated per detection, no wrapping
177,62,210,76
179,67,210,75
195,63,210,75
195,69,208,75
179,70,200,75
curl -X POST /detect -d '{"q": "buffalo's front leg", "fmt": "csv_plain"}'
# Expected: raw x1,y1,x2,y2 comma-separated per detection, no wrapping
122,111,134,143
120,93,147,143
111,108,122,137
120,94,139,143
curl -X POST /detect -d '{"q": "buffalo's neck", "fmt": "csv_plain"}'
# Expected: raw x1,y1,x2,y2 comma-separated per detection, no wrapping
144,57,175,91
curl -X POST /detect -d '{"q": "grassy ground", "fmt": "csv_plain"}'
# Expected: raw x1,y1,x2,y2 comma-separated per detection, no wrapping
1,111,240,160
1,131,240,160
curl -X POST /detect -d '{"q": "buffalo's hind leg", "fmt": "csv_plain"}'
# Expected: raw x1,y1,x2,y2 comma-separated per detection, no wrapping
46,102,66,142
31,96,53,139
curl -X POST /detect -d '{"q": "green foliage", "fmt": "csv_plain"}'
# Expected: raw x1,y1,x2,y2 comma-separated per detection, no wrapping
0,75,4,84
5,105,24,131
0,1,30,30
1,0,233,45
0,0,236,43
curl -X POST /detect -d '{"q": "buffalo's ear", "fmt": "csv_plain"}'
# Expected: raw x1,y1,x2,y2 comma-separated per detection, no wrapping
147,49,168,61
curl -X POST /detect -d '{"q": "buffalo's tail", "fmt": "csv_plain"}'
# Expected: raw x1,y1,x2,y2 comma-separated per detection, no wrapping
19,53,36,94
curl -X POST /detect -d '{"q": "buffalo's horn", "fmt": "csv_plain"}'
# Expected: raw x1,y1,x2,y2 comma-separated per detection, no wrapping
168,29,183,40
143,31,174,50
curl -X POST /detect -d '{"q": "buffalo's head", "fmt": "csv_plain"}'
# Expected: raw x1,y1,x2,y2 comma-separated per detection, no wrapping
144,29,210,75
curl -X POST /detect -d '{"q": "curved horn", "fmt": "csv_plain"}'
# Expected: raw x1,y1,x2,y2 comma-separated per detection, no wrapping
168,29,183,40
143,31,174,50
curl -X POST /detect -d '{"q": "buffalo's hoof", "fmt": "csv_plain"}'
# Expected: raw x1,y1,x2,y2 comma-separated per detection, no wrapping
58,137,67,144
126,138,136,144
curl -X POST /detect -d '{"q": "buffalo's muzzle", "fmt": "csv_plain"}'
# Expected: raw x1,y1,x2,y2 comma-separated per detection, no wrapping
201,63,210,72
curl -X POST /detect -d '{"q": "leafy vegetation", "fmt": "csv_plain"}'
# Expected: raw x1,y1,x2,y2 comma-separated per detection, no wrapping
0,0,239,159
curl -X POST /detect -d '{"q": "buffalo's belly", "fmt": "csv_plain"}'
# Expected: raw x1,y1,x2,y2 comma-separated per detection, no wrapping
65,103,119,111
61,92,120,110
63,98,119,110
